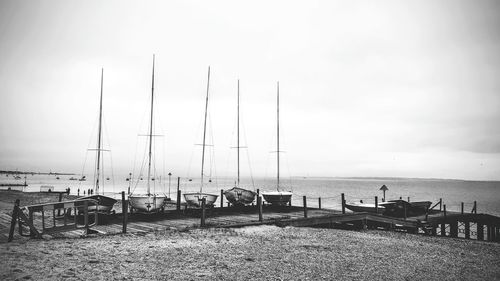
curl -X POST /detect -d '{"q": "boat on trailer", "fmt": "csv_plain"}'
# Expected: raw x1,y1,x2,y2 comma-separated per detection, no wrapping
262,82,293,206
79,68,117,214
183,66,218,208
129,55,167,213
223,80,256,206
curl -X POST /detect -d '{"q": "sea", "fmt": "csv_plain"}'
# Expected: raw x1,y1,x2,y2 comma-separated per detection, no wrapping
2,174,499,217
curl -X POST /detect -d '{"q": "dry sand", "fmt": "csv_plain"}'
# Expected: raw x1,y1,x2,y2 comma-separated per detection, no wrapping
1,190,499,280
1,226,499,280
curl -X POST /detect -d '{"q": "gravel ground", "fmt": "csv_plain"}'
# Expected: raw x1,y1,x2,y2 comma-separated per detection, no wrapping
1,225,499,281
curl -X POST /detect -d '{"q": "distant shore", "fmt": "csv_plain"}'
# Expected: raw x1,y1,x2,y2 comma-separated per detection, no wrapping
1,190,500,280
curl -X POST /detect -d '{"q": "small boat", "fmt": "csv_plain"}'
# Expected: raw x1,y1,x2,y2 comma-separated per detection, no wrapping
183,67,218,208
223,80,256,206
262,82,293,206
344,202,385,214
409,201,432,212
79,68,117,214
129,55,167,213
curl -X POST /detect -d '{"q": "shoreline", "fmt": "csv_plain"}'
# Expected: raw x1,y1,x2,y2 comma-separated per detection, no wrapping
1,190,500,280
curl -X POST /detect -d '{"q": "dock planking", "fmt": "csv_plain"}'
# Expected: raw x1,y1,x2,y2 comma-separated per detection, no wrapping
2,199,499,243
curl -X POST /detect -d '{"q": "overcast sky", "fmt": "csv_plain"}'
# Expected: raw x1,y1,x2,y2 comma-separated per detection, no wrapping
0,0,499,181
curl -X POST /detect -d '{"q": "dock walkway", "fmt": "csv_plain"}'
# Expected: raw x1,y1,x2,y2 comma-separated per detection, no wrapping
2,202,499,243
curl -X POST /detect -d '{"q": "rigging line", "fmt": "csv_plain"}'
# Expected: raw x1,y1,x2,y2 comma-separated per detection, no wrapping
81,114,99,178
102,118,115,194
239,111,255,190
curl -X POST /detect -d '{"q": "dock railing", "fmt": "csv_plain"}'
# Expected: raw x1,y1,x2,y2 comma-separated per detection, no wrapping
8,198,99,242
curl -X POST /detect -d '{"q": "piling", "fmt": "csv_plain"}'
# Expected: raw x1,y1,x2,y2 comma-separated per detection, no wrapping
375,196,378,214
439,198,442,211
341,193,345,214
461,202,464,215
450,221,458,238
318,197,322,210
220,189,224,208
407,196,410,203
440,223,446,236
257,196,263,222
57,192,63,216
487,225,492,241
443,204,447,218
176,177,181,211
121,191,128,234
303,196,308,218
83,201,89,233
200,198,206,227
464,221,470,239
8,199,20,242
472,201,477,214
477,224,484,241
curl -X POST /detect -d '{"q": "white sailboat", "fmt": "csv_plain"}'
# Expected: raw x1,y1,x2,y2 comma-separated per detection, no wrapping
223,80,256,206
183,66,218,208
129,55,167,213
261,82,293,206
80,68,117,213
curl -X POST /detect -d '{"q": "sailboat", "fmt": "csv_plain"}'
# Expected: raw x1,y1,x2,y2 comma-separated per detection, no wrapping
128,55,167,213
183,66,219,208
80,68,117,213
223,80,256,206
261,82,293,206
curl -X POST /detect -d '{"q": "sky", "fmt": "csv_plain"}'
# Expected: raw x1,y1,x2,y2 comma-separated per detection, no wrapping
0,0,499,181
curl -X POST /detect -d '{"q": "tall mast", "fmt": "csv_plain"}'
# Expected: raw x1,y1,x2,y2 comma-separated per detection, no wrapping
147,55,155,195
95,68,104,195
237,79,240,187
276,81,280,191
200,66,211,193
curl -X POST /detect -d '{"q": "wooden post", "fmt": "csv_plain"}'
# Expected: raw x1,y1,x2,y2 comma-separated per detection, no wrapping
83,200,89,234
29,209,35,237
121,191,128,234
220,189,224,208
464,221,470,239
303,196,308,218
8,199,20,242
341,193,345,214
431,225,437,236
461,202,464,215
443,204,447,218
57,192,63,216
450,221,458,238
200,198,206,227
176,177,181,212
318,197,322,210
477,224,484,241
375,196,378,214
486,225,492,241
472,201,477,214
257,196,263,222
440,223,446,236
439,198,442,211
407,196,410,203
404,204,407,220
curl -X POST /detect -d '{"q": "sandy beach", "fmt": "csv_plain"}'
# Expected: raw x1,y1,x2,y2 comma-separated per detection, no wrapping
0,190,499,280
1,226,499,280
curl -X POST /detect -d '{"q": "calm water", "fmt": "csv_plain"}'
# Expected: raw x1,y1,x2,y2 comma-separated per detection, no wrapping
2,174,499,216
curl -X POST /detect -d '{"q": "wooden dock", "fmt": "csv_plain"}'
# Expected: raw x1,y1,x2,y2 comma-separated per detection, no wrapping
2,198,500,243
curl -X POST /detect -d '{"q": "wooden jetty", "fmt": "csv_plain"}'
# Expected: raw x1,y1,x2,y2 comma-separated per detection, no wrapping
2,192,500,243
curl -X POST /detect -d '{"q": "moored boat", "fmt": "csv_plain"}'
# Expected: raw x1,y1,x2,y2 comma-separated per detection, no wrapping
129,55,167,213
223,80,256,206
183,66,218,208
262,82,293,206
344,202,385,214
79,68,117,214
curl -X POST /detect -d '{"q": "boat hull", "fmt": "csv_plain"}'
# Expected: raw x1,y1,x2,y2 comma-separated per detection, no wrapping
183,192,218,208
345,202,385,214
261,191,293,206
129,194,167,213
79,194,117,214
224,187,256,206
